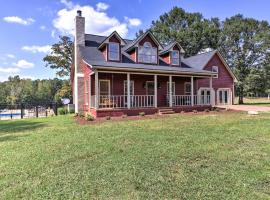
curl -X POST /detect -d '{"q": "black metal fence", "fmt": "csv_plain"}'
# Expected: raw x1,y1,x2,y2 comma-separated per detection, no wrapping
0,102,58,120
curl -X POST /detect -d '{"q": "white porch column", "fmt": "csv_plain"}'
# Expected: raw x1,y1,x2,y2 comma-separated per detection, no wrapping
89,74,91,109
154,75,157,108
95,71,99,109
209,76,214,106
191,76,194,106
127,73,131,109
169,75,173,107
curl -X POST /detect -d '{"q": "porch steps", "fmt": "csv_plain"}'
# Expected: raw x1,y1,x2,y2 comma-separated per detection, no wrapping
158,108,175,115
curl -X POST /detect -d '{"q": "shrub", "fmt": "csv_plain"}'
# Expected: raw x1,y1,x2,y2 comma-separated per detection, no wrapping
139,112,145,116
122,114,127,118
106,116,111,120
85,113,94,121
79,112,85,118
215,107,220,112
74,113,79,117
204,109,210,113
193,109,198,113
180,110,185,114
58,107,67,115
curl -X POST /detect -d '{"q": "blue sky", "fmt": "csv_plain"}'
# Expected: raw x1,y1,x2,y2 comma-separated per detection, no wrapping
0,0,269,82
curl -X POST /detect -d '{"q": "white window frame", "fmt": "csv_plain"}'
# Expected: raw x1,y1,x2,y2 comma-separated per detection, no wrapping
171,50,180,65
166,82,175,95
138,42,157,64
184,82,191,95
217,88,232,105
108,42,120,61
124,80,134,96
99,79,111,96
212,66,219,78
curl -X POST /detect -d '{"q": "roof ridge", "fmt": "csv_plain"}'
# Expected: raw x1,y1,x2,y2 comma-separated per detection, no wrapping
85,33,134,42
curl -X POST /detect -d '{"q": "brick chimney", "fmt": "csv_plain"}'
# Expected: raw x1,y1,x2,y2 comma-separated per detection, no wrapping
74,10,85,113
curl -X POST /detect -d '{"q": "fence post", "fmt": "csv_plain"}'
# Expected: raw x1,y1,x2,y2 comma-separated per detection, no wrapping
36,106,39,118
21,103,24,119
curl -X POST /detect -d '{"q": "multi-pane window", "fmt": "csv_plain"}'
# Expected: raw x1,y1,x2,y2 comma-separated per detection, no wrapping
108,43,120,61
171,50,179,65
138,42,157,64
212,66,219,78
185,82,191,95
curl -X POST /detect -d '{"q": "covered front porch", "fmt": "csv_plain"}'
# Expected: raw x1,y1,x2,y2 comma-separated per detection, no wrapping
85,70,214,116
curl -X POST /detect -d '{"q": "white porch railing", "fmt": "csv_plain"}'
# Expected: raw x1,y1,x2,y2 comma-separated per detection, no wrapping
131,95,154,108
168,95,211,106
91,95,211,109
91,95,155,109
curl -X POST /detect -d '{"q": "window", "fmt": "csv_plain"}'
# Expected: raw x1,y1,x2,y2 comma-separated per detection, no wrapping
108,43,120,61
185,82,191,95
166,82,175,95
124,80,134,95
99,80,110,96
212,66,218,78
138,42,157,64
171,50,179,65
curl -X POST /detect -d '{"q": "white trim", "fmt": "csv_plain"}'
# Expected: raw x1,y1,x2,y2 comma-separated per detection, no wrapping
145,81,155,95
217,88,232,105
95,72,99,109
76,73,84,77
166,81,175,95
93,68,214,77
212,66,219,78
99,79,111,96
197,87,215,106
127,73,130,109
171,50,180,65
89,74,91,109
124,80,134,95
169,76,173,107
184,82,191,95
108,42,120,61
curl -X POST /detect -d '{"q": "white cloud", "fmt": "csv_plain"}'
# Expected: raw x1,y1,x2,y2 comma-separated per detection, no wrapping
6,54,16,59
22,45,51,54
13,59,34,69
96,2,109,11
40,25,46,30
0,67,20,73
51,30,56,38
53,2,134,37
3,16,35,25
125,17,142,27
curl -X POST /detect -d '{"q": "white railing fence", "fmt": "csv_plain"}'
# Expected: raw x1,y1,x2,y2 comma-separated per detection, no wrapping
91,94,211,109
90,95,155,109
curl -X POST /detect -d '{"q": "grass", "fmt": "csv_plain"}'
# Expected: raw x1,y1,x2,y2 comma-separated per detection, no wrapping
235,97,270,106
0,112,270,199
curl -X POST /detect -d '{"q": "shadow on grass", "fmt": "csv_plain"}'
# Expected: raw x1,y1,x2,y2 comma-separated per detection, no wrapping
0,134,29,143
244,103,270,106
0,120,45,135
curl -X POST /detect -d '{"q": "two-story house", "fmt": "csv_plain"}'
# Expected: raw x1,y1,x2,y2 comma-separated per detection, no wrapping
72,10,237,117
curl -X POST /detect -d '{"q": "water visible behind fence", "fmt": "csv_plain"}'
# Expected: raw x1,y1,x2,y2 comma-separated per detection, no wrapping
0,103,58,120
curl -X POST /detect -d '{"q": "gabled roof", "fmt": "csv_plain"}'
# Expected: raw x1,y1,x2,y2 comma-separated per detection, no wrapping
123,30,163,52
98,31,126,49
159,41,185,55
183,50,237,82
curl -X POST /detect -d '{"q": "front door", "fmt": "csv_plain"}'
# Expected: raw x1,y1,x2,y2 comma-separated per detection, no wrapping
218,89,230,105
146,81,154,106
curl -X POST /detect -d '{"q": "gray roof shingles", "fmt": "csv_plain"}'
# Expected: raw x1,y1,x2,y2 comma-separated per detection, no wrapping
82,34,216,75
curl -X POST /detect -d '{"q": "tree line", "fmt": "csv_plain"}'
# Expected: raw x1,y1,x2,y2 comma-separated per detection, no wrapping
0,76,71,105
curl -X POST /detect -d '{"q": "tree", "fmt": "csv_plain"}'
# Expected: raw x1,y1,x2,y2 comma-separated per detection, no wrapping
43,36,73,77
219,15,270,104
141,7,221,57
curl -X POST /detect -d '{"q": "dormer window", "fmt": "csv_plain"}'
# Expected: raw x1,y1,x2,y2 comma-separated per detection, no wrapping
212,66,219,78
108,42,120,61
138,42,157,64
171,50,179,65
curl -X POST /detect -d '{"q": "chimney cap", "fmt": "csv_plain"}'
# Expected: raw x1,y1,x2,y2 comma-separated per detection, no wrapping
77,10,82,17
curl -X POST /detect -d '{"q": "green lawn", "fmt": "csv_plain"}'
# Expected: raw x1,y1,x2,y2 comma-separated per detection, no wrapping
0,112,270,199
235,97,270,106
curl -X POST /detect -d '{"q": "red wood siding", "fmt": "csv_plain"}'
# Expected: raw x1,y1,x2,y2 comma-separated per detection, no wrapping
109,35,120,43
100,45,107,61
197,53,234,104
138,34,158,48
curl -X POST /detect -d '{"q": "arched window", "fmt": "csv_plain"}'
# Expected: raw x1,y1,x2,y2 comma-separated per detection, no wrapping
138,42,157,63
212,66,219,78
